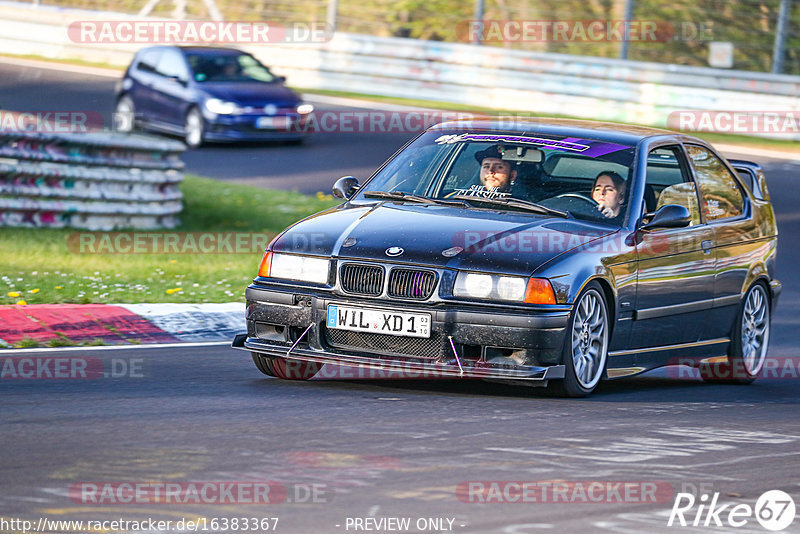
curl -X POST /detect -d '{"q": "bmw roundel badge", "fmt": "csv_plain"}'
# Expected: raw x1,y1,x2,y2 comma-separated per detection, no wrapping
385,246,404,257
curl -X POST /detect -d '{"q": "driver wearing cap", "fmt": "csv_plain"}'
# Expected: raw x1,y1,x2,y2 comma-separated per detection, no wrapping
474,145,517,193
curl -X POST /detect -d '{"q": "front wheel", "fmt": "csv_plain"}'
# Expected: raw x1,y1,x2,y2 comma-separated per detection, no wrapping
550,283,609,397
184,107,205,148
251,353,320,380
113,95,136,133
701,282,770,384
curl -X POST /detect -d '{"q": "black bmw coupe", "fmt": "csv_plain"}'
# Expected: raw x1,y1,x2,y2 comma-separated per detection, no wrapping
233,118,780,397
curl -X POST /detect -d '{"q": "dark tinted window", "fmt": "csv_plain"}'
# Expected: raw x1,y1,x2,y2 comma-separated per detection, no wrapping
185,52,275,83
687,145,744,221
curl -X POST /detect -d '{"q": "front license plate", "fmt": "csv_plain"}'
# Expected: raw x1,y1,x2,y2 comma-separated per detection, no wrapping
326,305,431,338
255,116,289,129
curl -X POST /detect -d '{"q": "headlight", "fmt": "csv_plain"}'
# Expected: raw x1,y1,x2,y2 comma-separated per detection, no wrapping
205,98,240,115
454,272,555,304
296,103,314,115
261,252,330,284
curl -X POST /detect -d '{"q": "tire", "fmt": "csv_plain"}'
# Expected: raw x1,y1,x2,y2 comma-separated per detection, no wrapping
113,95,136,133
549,282,610,397
251,352,320,380
700,282,770,384
184,107,205,148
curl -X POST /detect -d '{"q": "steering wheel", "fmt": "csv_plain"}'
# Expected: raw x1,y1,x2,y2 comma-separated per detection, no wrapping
553,193,599,207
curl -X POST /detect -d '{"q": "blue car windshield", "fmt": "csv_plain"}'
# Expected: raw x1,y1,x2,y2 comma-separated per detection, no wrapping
356,130,637,225
186,52,276,83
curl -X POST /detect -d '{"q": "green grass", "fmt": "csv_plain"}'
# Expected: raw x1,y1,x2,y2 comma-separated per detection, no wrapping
0,175,340,305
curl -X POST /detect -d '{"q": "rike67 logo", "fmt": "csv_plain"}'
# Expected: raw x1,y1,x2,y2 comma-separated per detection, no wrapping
668,490,796,531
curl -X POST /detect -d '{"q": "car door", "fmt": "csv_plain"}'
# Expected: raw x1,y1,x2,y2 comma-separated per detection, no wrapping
685,144,757,340
150,48,192,129
128,48,163,122
629,144,715,351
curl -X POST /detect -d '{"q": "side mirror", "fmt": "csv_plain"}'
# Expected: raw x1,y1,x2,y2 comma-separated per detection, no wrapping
641,204,691,230
332,176,359,199
276,75,287,83
167,75,188,86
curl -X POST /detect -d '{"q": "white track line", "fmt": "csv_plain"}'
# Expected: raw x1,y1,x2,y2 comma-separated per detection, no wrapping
0,341,232,355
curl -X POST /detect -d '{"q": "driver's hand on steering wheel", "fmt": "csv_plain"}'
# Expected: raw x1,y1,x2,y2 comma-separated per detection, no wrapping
597,202,615,218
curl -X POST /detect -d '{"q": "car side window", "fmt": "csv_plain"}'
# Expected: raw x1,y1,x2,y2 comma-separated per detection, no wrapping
686,145,745,221
645,146,701,226
155,50,189,81
136,49,162,73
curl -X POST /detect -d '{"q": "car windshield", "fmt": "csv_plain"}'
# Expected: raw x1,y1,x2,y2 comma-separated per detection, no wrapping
355,129,637,225
185,52,276,83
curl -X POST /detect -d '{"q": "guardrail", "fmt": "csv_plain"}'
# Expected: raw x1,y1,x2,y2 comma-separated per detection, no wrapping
0,129,185,230
1,1,798,139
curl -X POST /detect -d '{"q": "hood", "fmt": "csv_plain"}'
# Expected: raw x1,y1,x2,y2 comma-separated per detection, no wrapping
271,202,616,276
199,82,300,106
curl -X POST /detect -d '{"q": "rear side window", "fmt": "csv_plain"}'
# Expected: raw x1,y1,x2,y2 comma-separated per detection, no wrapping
645,146,701,225
155,49,190,80
135,49,162,73
686,145,745,221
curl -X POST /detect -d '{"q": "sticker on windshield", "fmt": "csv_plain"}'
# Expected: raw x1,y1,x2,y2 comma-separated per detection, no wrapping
452,185,511,199
435,133,629,157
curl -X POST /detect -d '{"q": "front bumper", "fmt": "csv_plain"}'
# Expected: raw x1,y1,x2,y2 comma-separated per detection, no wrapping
233,284,571,383
204,113,309,142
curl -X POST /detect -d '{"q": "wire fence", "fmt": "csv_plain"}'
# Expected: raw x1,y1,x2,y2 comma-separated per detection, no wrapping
35,0,799,75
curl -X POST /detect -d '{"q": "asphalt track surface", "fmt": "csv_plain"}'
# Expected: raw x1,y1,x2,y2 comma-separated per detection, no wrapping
0,61,410,194
1,60,800,534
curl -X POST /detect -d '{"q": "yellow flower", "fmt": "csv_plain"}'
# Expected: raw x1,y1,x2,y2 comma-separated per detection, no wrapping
170,259,177,264
166,288,183,295
16,299,26,305
8,291,20,297
56,286,63,290
29,288,39,294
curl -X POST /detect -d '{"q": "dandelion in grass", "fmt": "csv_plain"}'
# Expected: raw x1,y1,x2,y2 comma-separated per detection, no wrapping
8,291,20,297
29,288,39,294
166,288,183,295
16,299,26,305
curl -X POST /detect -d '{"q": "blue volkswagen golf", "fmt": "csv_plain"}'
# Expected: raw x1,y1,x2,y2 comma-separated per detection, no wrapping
114,46,313,147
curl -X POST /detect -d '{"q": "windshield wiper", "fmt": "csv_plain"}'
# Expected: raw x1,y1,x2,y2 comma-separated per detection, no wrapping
450,195,570,218
363,191,469,208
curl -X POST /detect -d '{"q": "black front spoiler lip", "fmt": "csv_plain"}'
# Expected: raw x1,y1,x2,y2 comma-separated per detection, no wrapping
232,334,565,381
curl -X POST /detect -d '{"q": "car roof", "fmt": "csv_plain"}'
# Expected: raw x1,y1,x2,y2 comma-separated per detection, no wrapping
431,117,680,146
135,45,246,55
177,46,246,55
